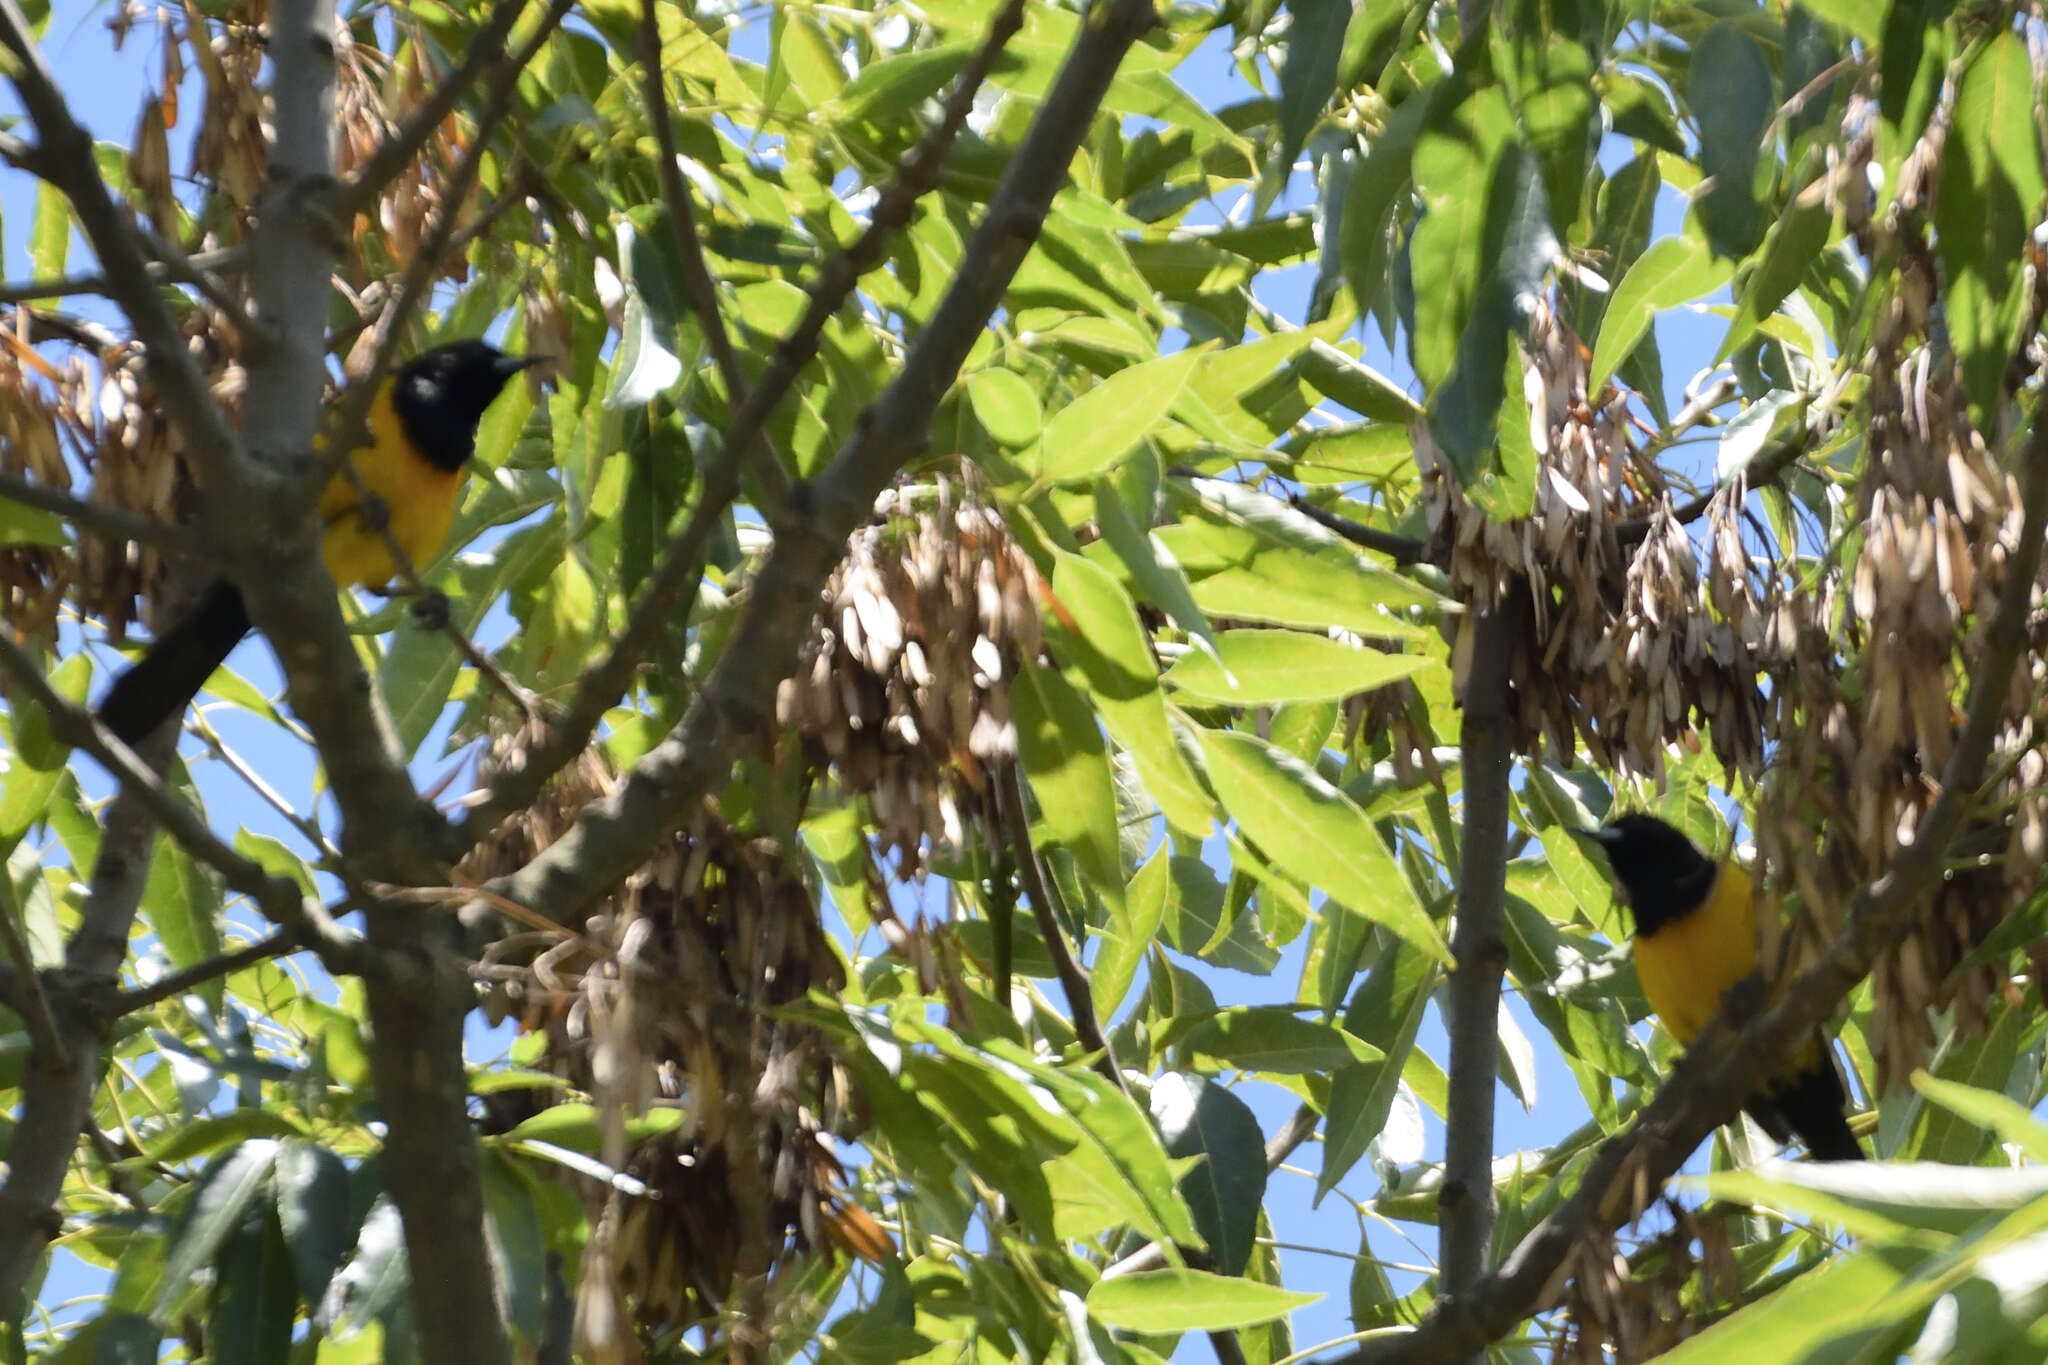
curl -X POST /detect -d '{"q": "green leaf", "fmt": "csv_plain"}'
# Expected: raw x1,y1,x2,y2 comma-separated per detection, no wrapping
1162,629,1435,705
1047,549,1216,840
1650,1241,1914,1362
1933,31,2046,431
1912,1073,2048,1163
1198,729,1450,963
1011,654,1125,901
1093,474,1223,664
1589,236,1734,393
142,838,224,996
88,1315,160,1365
30,180,68,281
1152,1073,1267,1277
1795,0,1883,44
140,1110,304,1165
1339,94,1432,340
1272,0,1348,199
156,1140,281,1319
0,499,66,549
207,1201,296,1365
967,368,1043,449
1178,1005,1382,1074
1408,84,1518,387
1320,937,1438,1199
1086,1269,1320,1333
275,1140,356,1316
1040,348,1203,484
1717,188,1835,365
1689,23,1773,258
1092,846,1171,1025
1508,37,1596,231
328,1196,410,1337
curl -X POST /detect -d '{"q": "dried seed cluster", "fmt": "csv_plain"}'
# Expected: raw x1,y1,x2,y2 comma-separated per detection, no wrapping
776,482,1044,870
1414,301,1767,782
464,731,872,1360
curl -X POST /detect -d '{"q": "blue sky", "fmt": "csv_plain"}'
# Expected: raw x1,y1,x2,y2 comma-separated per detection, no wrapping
0,5,1757,1361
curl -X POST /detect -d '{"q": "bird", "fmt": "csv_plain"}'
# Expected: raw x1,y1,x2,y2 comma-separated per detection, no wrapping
96,340,539,744
1576,812,1865,1161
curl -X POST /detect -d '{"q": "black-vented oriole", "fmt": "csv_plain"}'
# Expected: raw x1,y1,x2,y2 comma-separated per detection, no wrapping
97,340,537,744
1578,813,1865,1161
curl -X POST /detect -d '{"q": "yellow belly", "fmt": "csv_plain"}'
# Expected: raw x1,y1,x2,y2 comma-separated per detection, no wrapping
314,386,462,591
1633,861,1757,1044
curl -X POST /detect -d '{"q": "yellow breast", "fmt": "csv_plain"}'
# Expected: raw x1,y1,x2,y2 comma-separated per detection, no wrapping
315,384,463,592
1633,860,1758,1044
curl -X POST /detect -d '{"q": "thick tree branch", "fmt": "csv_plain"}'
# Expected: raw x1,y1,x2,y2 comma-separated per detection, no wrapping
0,247,244,308
1437,602,1520,1363
465,0,1034,836
1326,407,2048,1364
0,709,179,1306
481,0,1160,933
0,909,66,1071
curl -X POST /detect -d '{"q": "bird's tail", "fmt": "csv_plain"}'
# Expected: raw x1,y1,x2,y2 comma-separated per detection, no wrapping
1753,1051,1865,1161
97,581,252,745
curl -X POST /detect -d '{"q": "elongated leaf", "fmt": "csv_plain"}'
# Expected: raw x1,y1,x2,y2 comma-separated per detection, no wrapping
1012,654,1125,900
1199,729,1449,962
1152,1073,1266,1277
1177,1005,1382,1074
1716,188,1834,364
275,1140,355,1315
1690,23,1773,258
1086,1270,1320,1332
1040,349,1203,484
156,1140,281,1318
1590,236,1733,392
1162,629,1435,705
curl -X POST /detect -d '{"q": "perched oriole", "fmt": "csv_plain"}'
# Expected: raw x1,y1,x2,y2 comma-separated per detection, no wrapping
1578,813,1865,1161
97,340,537,744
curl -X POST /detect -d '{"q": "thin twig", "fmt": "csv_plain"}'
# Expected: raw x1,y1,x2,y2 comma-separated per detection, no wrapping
0,247,246,307
1286,494,1429,565
0,471,211,560
324,0,532,225
190,717,339,858
0,904,67,1071
996,762,1125,1092
322,0,572,489
104,930,299,1017
636,0,790,511
0,0,242,484
0,631,359,968
130,220,266,344
469,0,1034,837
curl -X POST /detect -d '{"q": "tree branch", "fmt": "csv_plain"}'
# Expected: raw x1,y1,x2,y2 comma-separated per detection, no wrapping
0,247,245,307
1325,405,2048,1364
1437,601,1521,1363
0,470,211,561
996,762,1125,1091
0,906,66,1071
0,631,357,962
0,696,180,1306
478,0,1158,934
323,0,531,225
0,0,242,483
636,0,790,510
102,930,299,1017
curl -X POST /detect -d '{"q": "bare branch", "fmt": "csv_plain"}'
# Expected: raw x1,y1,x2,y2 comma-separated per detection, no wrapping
636,0,791,511
0,247,245,308
467,0,1037,837
1325,406,2048,1364
1286,493,1429,565
0,909,67,1071
0,631,357,964
1437,601,1522,1363
104,930,299,1017
0,0,242,483
0,470,212,561
324,0,531,224
996,762,1125,1091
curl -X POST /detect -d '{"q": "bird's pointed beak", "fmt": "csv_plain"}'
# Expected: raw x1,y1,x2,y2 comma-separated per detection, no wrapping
493,353,549,378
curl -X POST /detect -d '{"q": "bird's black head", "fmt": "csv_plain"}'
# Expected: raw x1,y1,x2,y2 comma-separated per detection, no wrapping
391,340,541,472
1574,813,1720,937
